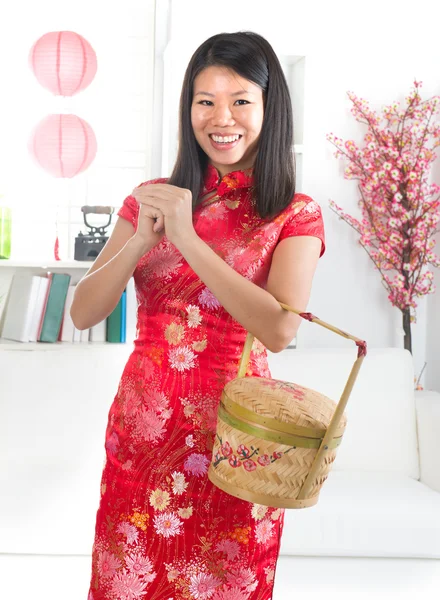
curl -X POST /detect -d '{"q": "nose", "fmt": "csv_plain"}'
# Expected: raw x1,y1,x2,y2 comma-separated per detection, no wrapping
211,103,235,127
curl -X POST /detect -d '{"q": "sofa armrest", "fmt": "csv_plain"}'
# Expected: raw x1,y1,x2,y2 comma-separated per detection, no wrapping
415,390,440,493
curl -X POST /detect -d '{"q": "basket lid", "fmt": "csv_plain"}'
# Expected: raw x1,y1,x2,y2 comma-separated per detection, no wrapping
223,377,347,436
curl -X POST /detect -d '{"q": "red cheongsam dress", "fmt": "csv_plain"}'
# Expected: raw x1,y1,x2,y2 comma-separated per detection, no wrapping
88,165,325,600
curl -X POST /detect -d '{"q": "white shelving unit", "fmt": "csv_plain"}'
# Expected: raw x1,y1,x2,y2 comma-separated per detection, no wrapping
0,260,92,269
0,259,129,351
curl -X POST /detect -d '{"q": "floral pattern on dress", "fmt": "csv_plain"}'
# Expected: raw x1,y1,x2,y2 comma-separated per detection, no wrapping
89,164,325,599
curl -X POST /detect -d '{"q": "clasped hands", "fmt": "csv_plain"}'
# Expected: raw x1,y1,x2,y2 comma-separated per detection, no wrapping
131,183,197,249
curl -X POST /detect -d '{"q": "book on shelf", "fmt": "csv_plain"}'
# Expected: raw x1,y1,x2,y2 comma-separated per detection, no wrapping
0,271,138,346
29,276,50,342
38,273,71,343
60,285,77,342
80,328,90,343
2,274,42,342
107,293,124,343
90,319,107,342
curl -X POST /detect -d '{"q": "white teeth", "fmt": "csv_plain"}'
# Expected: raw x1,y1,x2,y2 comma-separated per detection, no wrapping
211,134,240,143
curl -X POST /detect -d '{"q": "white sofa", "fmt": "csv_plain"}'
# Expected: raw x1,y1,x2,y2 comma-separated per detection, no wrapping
269,347,440,559
1,344,439,562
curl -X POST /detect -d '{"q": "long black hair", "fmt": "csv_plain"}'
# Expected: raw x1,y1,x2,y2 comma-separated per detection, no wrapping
167,31,296,219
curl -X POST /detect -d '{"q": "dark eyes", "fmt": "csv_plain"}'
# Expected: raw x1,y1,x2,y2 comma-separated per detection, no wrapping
197,99,250,106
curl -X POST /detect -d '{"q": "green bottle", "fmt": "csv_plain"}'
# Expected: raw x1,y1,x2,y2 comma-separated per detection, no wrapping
0,200,11,259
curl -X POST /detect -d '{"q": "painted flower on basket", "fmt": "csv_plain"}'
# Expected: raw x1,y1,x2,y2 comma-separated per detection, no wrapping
228,455,242,468
242,459,257,472
221,441,233,457
257,454,271,467
213,435,295,470
237,444,251,458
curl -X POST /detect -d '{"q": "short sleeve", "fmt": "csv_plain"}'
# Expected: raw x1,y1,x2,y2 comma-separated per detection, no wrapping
117,178,168,229
117,194,139,228
278,196,326,257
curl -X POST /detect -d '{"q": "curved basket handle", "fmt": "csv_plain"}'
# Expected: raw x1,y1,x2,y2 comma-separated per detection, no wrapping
237,302,367,501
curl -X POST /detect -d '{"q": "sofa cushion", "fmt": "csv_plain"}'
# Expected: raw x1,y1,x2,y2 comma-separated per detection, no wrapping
267,348,420,479
279,470,440,558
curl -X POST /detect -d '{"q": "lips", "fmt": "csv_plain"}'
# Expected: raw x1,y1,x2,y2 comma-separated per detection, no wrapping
209,133,242,143
208,134,242,151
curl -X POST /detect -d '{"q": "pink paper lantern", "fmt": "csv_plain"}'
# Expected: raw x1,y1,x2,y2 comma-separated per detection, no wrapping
28,114,97,178
29,31,97,96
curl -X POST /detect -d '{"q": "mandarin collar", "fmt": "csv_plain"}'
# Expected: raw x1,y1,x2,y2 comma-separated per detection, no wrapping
202,163,254,197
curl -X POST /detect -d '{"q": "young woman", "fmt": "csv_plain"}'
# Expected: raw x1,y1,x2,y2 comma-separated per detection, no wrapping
72,31,325,600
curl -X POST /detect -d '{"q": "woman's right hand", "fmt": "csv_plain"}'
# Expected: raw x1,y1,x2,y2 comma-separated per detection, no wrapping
131,190,165,253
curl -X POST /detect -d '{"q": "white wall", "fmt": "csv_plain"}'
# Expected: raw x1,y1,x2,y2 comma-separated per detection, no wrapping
0,0,156,261
166,0,440,385
1,0,439,386
426,155,440,391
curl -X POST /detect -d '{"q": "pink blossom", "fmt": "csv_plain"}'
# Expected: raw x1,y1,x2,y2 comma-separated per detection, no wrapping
98,550,121,579
257,454,271,467
125,552,156,582
242,459,257,472
153,512,183,538
228,455,241,468
145,242,183,280
105,432,119,456
110,569,149,599
226,567,257,592
255,519,275,544
116,522,139,545
327,81,440,350
212,587,250,600
237,444,250,458
184,453,210,477
143,389,170,414
215,539,241,561
168,346,197,372
134,408,167,445
189,571,221,598
221,441,233,457
198,287,221,310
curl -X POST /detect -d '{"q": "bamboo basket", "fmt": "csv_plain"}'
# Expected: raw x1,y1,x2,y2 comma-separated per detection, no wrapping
208,303,367,509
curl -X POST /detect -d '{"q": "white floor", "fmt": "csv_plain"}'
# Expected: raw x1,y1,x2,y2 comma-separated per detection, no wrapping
1,554,439,600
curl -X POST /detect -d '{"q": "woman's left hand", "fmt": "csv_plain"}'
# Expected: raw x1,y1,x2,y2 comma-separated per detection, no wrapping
131,183,197,249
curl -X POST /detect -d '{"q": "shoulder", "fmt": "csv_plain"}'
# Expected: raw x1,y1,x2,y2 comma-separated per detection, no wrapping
283,193,323,219
276,193,325,256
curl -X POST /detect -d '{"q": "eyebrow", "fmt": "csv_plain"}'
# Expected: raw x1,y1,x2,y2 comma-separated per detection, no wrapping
194,90,253,97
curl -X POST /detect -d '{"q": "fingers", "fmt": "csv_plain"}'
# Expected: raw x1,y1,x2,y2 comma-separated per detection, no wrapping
139,204,164,232
133,184,174,204
132,184,192,210
153,215,164,233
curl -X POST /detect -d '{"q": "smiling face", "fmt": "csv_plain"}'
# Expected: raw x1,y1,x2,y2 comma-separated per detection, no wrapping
191,66,265,177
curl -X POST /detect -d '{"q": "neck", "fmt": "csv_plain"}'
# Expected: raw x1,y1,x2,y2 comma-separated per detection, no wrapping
210,159,254,178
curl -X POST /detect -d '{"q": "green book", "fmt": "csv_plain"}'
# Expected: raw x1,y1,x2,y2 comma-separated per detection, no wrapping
38,273,71,343
106,295,123,343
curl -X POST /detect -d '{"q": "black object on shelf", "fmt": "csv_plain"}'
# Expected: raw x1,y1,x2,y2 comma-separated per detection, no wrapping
74,206,114,261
